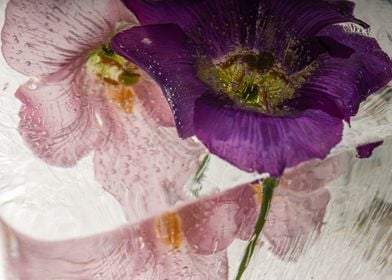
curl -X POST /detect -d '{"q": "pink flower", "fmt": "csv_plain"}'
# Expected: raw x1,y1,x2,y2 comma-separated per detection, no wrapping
262,152,350,259
1,177,330,279
0,183,256,279
1,0,205,222
0,152,349,279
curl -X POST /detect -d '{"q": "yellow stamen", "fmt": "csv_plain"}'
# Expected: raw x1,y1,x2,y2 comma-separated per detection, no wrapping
155,212,182,250
106,84,135,113
251,183,263,204
197,50,315,115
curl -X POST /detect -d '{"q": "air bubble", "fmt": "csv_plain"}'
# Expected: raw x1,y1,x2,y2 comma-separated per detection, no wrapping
26,78,39,90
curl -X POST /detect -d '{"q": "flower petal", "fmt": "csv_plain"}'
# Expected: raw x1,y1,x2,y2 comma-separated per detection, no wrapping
1,182,263,279
121,0,260,58
132,69,175,127
16,65,110,167
280,152,351,193
180,185,257,254
264,0,368,39
93,97,205,222
1,218,227,279
1,0,134,77
122,0,365,58
263,187,331,259
356,140,384,159
293,26,392,121
193,95,343,176
111,24,208,137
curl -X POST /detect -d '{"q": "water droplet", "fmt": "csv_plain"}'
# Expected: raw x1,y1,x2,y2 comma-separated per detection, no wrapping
26,78,39,90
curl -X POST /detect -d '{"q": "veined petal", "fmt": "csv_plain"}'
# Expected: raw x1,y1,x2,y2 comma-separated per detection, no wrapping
263,187,331,259
132,69,175,127
93,99,205,222
1,219,227,280
16,65,110,167
264,0,367,39
193,95,343,176
313,25,392,117
111,24,208,137
1,182,263,279
1,0,135,77
180,185,255,254
122,0,364,57
121,0,260,58
280,152,351,193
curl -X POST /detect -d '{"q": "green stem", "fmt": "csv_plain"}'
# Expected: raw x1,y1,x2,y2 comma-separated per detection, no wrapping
190,154,210,197
193,153,210,183
235,177,278,280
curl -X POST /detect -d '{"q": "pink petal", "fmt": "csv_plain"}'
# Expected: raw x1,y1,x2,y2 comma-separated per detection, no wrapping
280,153,351,193
263,188,331,259
1,0,135,77
132,69,175,127
93,93,205,222
16,65,111,167
1,183,262,279
15,47,200,220
2,221,227,279
235,154,350,258
180,196,240,254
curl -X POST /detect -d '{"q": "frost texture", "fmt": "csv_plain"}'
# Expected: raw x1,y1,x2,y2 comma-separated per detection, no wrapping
0,0,391,279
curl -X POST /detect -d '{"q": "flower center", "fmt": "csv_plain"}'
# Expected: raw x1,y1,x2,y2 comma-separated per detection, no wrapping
155,212,182,250
86,44,140,112
198,51,313,114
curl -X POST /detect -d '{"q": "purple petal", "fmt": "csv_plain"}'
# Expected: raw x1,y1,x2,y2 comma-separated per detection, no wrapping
264,0,368,39
294,26,392,120
1,0,134,77
193,95,343,176
356,140,384,159
111,24,208,137
123,0,364,58
122,0,259,58
325,0,356,15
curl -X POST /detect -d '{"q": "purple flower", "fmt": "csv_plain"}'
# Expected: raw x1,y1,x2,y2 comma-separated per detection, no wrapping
111,0,392,176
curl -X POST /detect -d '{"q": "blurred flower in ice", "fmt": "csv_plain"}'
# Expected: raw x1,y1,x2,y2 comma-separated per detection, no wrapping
0,0,205,222
0,152,346,279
